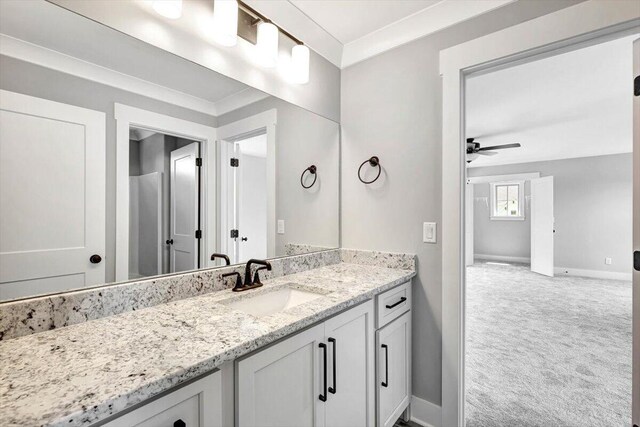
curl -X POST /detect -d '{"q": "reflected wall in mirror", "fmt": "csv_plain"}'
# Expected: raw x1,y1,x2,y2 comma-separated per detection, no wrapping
0,1,339,301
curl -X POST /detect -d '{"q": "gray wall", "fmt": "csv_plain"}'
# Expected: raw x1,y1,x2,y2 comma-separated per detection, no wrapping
340,0,583,406
472,181,531,259
0,55,217,283
218,97,340,256
469,154,633,274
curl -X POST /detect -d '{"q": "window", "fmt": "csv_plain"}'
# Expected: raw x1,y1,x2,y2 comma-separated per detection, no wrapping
490,181,524,220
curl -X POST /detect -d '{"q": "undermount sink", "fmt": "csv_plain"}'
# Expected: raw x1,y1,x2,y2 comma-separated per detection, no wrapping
223,286,323,317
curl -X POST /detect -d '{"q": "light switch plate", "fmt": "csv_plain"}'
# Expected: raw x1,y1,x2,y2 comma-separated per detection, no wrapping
423,222,436,243
605,257,612,265
277,220,285,234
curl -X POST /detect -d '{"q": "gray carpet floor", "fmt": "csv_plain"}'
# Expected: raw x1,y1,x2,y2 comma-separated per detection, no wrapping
465,262,632,427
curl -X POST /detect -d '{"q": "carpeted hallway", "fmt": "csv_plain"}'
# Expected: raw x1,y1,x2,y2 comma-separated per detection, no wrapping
465,262,632,427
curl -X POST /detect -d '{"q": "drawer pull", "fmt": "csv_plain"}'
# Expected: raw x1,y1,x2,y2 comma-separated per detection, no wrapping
328,337,336,394
319,342,328,402
385,297,407,309
381,344,389,387
174,420,186,427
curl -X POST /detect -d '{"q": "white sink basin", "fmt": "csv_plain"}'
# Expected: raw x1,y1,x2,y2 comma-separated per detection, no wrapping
224,287,323,317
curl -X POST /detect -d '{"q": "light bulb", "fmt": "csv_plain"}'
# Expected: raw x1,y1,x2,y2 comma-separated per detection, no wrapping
212,0,238,47
290,44,310,84
152,0,182,19
256,22,279,68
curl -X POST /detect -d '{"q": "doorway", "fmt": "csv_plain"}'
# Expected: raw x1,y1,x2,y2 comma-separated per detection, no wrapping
128,128,202,279
462,34,635,426
220,131,268,264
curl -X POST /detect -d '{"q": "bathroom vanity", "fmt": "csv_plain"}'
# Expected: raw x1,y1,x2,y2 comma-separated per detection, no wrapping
0,251,415,426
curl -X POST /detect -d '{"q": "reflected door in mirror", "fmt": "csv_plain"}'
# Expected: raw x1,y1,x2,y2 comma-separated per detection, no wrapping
0,91,106,301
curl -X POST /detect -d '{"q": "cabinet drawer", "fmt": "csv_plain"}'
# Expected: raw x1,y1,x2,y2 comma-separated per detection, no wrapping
103,371,222,427
376,281,411,328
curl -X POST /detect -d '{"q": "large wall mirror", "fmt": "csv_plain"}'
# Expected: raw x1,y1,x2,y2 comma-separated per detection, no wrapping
0,1,340,301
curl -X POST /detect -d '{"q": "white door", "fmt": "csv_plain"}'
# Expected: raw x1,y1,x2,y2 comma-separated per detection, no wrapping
465,180,475,266
237,147,268,262
377,311,411,427
323,300,375,427
0,90,105,300
169,142,199,273
530,176,554,277
631,36,639,427
236,323,325,427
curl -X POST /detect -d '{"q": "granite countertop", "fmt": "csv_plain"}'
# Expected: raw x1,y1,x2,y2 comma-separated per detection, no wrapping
0,262,415,427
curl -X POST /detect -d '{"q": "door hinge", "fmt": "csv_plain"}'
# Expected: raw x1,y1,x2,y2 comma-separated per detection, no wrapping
230,158,239,167
634,251,640,272
195,230,202,239
634,75,639,97
195,157,202,167
230,229,239,238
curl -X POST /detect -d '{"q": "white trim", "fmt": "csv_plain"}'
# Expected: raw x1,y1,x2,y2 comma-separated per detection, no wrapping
0,34,220,116
216,110,277,260
115,104,217,282
467,172,540,184
214,88,270,116
410,395,442,427
342,0,513,68
440,2,640,426
554,267,632,282
474,254,531,264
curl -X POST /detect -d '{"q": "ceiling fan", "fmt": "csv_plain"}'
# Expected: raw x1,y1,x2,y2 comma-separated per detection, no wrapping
466,138,521,163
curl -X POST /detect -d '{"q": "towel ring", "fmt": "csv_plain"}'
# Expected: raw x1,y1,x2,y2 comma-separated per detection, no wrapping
300,165,317,189
358,156,381,184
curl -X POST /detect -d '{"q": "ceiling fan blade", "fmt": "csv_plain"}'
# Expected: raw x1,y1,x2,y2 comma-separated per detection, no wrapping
478,143,521,151
477,150,498,156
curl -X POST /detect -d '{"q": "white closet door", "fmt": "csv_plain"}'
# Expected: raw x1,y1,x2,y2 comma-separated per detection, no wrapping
0,90,105,300
530,176,554,277
169,142,199,273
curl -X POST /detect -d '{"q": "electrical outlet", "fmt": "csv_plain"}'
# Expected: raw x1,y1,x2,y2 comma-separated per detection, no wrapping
277,220,285,234
423,222,436,243
605,257,612,265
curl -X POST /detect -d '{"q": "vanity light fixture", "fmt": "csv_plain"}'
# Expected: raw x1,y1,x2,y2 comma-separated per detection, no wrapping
212,0,238,47
152,0,182,19
255,21,279,68
290,44,310,84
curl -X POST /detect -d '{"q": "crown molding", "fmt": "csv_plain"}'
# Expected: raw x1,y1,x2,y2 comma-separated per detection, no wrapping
0,34,221,116
342,0,515,68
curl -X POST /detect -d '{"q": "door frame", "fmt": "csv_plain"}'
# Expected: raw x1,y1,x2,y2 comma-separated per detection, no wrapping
439,2,640,425
216,109,277,261
115,104,217,282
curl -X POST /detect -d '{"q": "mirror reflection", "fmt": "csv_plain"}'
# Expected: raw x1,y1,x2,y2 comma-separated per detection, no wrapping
0,2,339,301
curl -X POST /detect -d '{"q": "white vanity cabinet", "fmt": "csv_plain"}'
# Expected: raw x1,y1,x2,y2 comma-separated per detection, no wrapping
376,282,412,427
236,300,375,427
102,371,222,427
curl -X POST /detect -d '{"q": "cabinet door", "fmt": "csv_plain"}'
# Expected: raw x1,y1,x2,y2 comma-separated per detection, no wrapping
377,311,411,427
103,371,222,427
237,323,325,427
323,300,375,427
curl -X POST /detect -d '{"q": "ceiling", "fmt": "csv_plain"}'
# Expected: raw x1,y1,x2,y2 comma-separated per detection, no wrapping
289,0,442,44
248,0,514,68
465,34,637,168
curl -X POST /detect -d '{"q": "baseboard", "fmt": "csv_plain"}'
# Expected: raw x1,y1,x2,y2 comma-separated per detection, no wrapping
554,267,632,281
474,254,531,264
410,395,441,427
